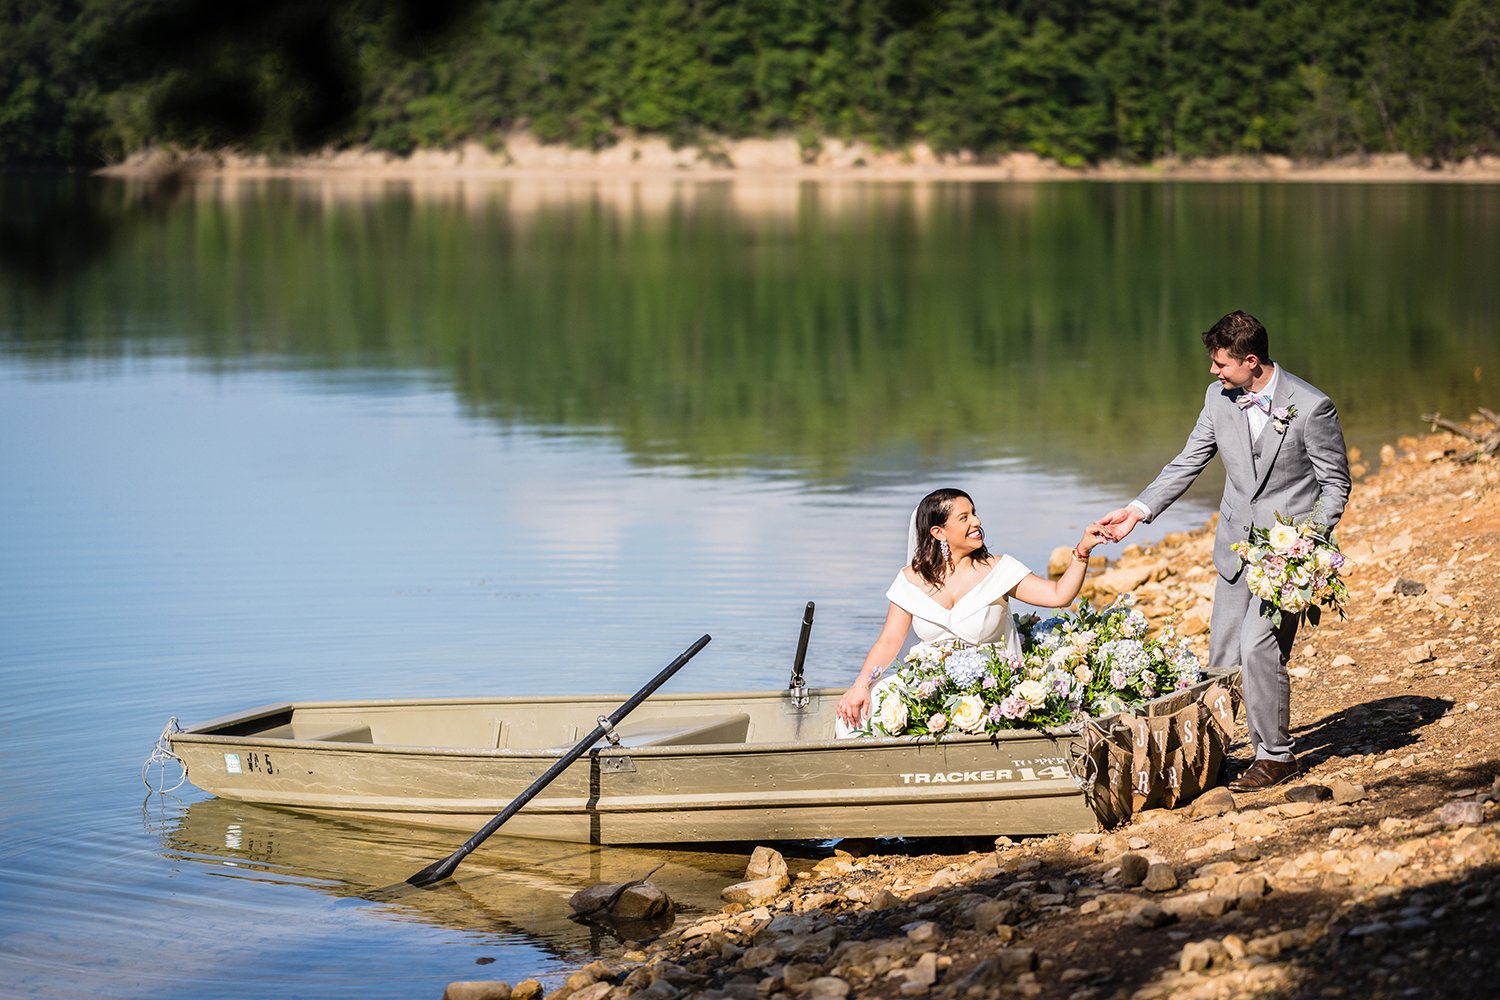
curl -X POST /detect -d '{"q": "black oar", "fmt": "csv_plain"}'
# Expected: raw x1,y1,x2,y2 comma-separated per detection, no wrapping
404,634,711,889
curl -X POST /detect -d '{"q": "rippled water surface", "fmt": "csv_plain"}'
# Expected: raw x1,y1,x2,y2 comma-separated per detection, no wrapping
1,175,1496,997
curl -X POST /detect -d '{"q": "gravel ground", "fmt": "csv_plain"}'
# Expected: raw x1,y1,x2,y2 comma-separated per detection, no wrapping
455,419,1500,1000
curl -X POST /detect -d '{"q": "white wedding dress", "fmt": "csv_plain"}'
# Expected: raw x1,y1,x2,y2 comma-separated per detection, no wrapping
888,553,1031,656
836,554,1034,737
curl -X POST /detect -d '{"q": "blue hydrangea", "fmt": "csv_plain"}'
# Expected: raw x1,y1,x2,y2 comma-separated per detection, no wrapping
1098,638,1151,676
943,648,989,688
1030,617,1068,651
1171,641,1202,677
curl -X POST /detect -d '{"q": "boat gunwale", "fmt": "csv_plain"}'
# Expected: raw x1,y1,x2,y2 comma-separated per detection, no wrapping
170,671,1233,759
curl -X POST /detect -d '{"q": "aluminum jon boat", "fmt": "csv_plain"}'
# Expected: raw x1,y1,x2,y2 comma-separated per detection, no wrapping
163,668,1240,845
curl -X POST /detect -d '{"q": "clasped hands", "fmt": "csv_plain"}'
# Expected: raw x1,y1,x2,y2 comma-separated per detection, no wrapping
1093,506,1145,544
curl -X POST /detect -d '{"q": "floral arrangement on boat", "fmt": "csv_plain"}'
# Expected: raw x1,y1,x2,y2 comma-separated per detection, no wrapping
861,595,1203,738
1230,511,1348,627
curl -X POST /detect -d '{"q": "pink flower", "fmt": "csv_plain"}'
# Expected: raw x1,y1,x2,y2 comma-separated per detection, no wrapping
928,713,948,733
917,681,938,698
981,674,998,690
999,695,1030,719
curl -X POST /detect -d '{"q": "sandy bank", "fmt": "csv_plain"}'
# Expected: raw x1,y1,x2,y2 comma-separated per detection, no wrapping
100,135,1500,185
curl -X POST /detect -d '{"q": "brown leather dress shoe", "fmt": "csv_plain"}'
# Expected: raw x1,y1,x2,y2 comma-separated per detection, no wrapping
1228,758,1298,792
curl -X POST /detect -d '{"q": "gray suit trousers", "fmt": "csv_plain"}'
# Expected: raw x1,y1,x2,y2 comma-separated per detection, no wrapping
1209,573,1298,762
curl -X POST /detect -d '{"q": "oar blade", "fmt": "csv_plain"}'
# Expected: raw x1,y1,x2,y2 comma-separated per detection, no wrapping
406,854,460,889
391,635,711,891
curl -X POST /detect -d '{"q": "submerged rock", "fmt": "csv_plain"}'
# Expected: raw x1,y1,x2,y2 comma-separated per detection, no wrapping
443,982,512,1000
568,878,675,925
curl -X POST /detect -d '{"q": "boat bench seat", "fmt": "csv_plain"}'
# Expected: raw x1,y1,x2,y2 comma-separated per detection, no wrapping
607,713,750,748
293,723,374,743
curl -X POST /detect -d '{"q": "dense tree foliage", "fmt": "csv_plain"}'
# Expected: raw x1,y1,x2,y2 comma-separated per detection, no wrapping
4,0,1498,166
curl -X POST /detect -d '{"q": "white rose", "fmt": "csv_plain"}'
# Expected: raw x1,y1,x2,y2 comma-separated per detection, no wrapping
1016,678,1049,708
1246,565,1272,599
1268,523,1299,553
877,691,909,734
951,695,986,733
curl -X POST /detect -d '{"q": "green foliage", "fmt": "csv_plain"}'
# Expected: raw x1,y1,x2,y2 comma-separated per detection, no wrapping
3,0,1499,164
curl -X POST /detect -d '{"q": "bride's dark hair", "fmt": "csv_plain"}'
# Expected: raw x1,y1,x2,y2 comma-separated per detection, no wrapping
911,488,991,587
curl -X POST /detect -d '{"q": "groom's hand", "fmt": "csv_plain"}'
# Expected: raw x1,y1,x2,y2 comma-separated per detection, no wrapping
1097,507,1144,542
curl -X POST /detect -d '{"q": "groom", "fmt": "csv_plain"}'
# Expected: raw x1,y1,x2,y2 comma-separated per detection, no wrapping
1097,311,1350,792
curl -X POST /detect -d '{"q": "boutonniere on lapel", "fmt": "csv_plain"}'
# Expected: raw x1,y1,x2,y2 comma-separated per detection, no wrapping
1272,404,1296,434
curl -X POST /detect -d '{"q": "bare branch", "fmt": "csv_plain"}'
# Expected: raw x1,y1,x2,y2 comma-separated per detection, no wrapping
1421,412,1484,442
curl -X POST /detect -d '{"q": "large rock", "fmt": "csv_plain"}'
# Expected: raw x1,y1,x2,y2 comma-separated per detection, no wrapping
1179,939,1228,973
798,977,851,999
1439,800,1485,826
722,875,787,905
1094,564,1157,594
569,880,674,922
1117,852,1151,887
901,952,940,991
1143,862,1179,892
969,900,1018,934
510,981,544,1000
1285,784,1332,804
612,883,674,921
1192,786,1237,817
443,983,513,1000
1330,778,1367,805
568,883,620,915
747,846,789,882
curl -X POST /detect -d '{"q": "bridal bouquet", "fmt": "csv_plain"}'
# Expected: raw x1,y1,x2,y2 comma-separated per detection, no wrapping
1231,513,1348,627
863,595,1202,738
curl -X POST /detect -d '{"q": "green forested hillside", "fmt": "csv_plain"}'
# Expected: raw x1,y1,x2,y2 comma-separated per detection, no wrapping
3,0,1497,167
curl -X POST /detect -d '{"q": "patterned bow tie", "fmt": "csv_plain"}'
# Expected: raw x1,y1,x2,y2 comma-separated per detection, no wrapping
1236,391,1271,414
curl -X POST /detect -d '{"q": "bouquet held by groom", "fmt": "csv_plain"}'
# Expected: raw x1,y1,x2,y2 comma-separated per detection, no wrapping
1098,311,1351,792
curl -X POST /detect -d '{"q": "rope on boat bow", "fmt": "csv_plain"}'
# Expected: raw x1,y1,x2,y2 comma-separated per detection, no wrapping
142,716,188,794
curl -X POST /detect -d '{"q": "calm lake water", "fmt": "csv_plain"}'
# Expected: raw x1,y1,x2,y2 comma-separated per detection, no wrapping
1,174,1496,997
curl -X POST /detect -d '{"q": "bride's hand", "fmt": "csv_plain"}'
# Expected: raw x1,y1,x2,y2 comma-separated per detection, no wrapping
1077,523,1109,558
837,681,871,727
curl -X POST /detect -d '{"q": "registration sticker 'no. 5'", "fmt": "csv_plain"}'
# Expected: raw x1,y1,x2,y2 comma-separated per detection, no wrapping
224,753,242,774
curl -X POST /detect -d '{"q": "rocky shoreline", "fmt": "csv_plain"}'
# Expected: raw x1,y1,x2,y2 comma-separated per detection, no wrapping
450,417,1500,1000
100,137,1500,186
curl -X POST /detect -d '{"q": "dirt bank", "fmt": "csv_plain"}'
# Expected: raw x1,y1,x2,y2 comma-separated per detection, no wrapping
100,137,1500,186
466,413,1500,1000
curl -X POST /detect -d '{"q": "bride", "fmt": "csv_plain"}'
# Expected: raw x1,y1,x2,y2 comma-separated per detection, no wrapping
835,488,1109,732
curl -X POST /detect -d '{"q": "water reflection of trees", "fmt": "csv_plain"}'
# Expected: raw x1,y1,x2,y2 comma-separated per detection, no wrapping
1,178,1496,480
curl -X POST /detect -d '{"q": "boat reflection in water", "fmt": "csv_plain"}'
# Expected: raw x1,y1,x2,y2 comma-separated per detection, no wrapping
155,796,758,955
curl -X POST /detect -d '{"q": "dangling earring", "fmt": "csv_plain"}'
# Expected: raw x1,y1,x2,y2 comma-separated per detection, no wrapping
939,538,950,563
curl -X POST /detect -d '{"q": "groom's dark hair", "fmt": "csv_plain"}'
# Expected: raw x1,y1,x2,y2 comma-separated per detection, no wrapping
1202,311,1269,361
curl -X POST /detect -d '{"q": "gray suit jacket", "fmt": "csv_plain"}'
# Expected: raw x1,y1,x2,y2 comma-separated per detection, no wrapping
1134,368,1352,582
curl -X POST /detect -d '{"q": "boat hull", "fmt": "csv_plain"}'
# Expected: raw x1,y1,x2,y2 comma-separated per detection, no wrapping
167,678,1231,844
